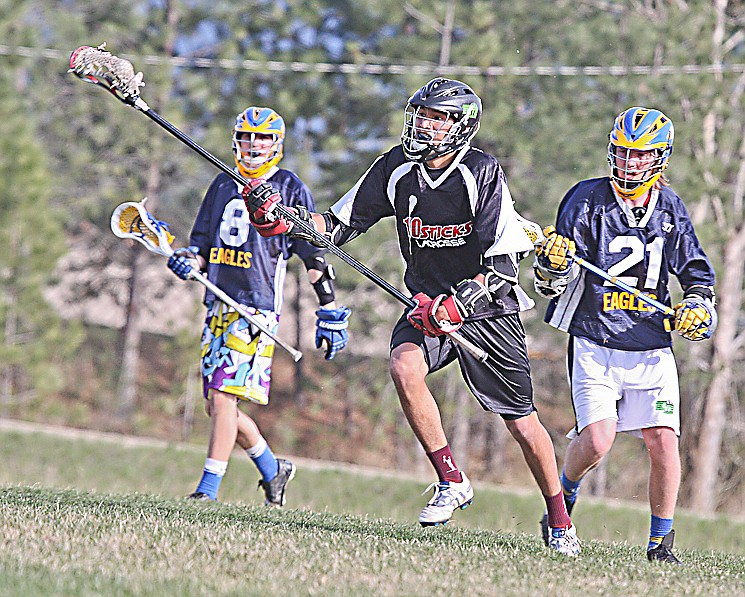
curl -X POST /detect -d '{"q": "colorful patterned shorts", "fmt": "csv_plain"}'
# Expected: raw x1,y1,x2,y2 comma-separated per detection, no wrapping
200,300,279,404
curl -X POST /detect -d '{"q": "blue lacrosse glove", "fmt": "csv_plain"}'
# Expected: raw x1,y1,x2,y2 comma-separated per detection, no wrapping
315,306,351,360
167,246,199,280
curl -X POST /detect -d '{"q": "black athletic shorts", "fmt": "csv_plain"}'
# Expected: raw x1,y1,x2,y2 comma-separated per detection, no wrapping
390,311,535,419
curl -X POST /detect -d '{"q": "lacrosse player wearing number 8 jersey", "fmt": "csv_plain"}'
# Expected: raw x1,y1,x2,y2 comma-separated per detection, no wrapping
167,107,351,505
242,79,581,556
534,107,717,564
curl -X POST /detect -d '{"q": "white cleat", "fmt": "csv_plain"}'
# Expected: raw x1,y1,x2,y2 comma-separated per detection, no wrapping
418,473,474,526
548,523,581,556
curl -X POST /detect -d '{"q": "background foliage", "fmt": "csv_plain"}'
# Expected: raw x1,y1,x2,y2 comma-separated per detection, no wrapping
1,0,744,514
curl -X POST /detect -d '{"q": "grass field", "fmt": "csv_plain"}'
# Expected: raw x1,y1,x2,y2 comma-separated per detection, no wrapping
1,420,744,596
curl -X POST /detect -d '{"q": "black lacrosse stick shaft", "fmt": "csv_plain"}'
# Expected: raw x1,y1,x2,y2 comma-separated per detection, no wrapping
105,92,488,361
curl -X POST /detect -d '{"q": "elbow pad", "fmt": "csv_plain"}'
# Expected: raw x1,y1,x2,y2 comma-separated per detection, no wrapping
482,254,519,299
322,211,362,246
304,253,336,306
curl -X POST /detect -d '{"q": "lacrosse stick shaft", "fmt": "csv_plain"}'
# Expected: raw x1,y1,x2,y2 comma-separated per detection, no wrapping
139,90,489,361
190,271,303,362
71,45,488,362
572,257,675,316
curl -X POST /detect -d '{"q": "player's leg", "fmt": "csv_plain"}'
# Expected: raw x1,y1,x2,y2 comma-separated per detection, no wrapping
188,389,239,501
504,409,581,556
236,409,295,507
641,426,681,562
389,315,473,526
192,299,295,503
619,347,682,564
560,337,623,513
456,315,579,555
563,418,618,487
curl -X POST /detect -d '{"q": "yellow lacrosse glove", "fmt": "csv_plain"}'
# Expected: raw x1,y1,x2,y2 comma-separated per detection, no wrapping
536,225,577,275
674,295,717,341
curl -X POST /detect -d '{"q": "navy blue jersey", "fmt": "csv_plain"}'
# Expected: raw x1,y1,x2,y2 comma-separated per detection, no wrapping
330,145,534,317
189,169,321,312
545,177,715,350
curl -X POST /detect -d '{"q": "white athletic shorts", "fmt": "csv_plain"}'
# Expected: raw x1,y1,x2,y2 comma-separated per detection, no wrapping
568,336,680,439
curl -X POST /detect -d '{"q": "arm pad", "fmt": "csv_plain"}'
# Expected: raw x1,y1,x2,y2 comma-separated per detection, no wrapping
321,211,362,246
303,253,336,306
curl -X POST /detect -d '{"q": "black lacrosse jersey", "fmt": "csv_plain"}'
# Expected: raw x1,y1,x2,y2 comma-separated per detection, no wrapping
189,169,321,312
545,177,715,350
329,144,534,317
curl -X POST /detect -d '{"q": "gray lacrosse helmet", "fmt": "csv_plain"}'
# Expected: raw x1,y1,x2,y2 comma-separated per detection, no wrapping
401,78,482,162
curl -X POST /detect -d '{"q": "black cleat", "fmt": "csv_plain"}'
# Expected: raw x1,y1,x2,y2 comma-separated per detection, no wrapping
540,496,574,546
186,491,215,501
258,458,296,507
540,513,549,546
647,530,682,565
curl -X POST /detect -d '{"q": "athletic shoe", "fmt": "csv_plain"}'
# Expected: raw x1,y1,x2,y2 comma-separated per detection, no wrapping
548,523,581,556
540,496,574,546
647,530,682,565
418,473,474,526
186,491,215,501
258,458,296,507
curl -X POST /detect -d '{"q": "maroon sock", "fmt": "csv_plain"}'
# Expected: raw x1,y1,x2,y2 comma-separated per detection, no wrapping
545,491,571,529
426,445,463,483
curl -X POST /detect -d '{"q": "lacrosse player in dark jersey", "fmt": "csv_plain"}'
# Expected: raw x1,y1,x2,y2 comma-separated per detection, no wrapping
243,79,580,555
167,107,351,505
534,107,717,564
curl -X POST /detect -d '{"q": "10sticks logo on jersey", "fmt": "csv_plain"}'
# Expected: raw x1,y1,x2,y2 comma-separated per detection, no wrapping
403,216,473,248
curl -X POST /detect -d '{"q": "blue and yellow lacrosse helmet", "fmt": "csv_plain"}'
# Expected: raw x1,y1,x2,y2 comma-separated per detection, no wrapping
607,107,674,200
233,107,285,178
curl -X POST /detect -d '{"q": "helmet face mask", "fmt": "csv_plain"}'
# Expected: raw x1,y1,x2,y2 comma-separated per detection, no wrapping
233,107,285,178
607,107,674,200
401,78,481,163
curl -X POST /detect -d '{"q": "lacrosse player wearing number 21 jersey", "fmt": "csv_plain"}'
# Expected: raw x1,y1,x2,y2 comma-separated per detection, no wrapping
244,79,581,555
167,107,351,505
534,107,717,564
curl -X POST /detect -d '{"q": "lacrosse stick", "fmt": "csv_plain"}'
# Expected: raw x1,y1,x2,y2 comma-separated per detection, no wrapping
70,43,490,363
111,199,303,362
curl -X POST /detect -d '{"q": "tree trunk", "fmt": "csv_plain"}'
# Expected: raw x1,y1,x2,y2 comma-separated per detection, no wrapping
113,1,179,424
449,369,470,471
115,244,145,422
688,230,745,512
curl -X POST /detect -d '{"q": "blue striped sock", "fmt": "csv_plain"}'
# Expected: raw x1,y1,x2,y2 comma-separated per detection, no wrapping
560,469,582,508
247,437,279,481
195,458,227,500
648,515,673,550
195,470,223,499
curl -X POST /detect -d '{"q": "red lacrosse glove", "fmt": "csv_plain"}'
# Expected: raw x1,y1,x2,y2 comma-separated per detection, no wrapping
407,292,464,337
242,179,291,237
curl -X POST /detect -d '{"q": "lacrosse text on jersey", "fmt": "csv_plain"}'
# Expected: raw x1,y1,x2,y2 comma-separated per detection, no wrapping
602,290,658,313
209,247,253,269
403,216,473,248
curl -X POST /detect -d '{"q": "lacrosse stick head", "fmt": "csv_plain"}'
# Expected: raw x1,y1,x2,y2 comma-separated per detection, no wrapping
111,200,175,257
69,43,145,102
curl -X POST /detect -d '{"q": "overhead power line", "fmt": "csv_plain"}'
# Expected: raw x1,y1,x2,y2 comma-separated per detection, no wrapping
2,44,745,77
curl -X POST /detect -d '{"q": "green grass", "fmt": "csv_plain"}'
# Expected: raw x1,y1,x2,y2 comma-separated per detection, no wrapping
1,423,744,596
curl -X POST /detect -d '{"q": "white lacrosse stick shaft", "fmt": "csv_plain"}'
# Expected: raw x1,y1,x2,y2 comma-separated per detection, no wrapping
111,200,303,362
